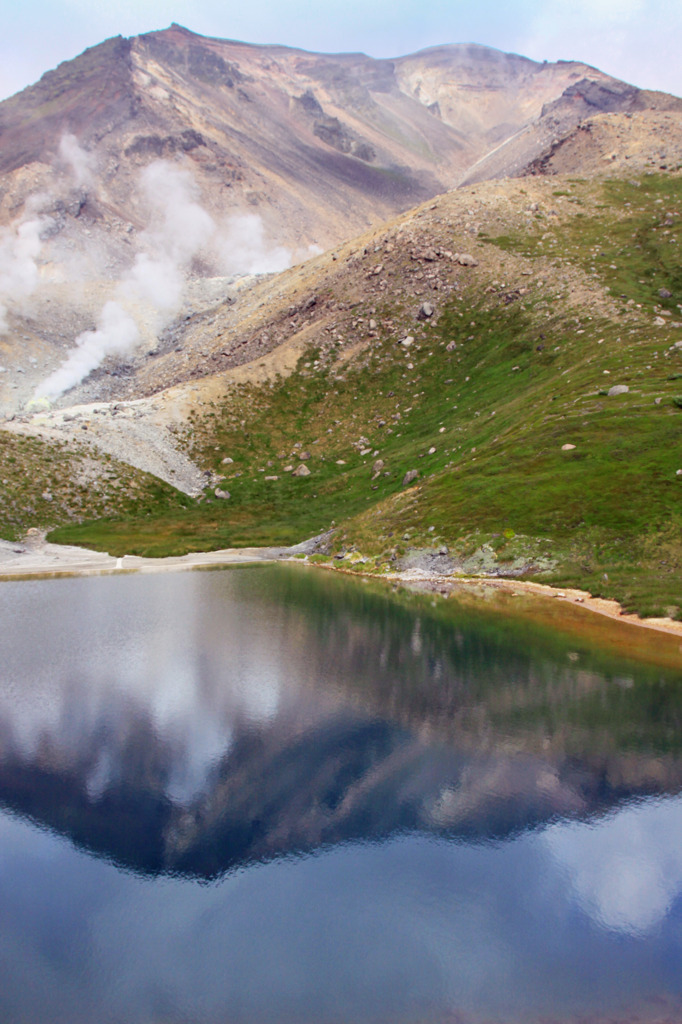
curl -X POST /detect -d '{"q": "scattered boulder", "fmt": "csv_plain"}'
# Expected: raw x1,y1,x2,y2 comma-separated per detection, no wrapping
659,288,673,299
654,316,667,326
402,469,419,486
607,385,629,396
371,459,384,479
221,457,234,465
456,253,479,267
400,336,414,348
214,488,230,499
293,464,311,477
417,302,434,320
298,451,311,461
411,247,438,261
561,443,576,451
446,340,457,352
23,529,44,550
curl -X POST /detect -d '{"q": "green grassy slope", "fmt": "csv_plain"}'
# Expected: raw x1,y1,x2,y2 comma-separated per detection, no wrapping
45,172,682,616
0,431,191,541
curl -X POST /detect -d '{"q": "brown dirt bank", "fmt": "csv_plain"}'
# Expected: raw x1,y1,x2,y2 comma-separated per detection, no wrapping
324,565,682,669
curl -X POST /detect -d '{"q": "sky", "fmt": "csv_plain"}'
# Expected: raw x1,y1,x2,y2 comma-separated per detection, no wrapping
1,0,681,101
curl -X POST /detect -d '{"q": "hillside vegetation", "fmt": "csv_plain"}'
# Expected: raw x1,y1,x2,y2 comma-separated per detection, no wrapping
0,431,190,540
25,171,682,618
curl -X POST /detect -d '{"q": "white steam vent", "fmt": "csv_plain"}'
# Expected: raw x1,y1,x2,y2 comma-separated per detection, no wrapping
32,156,315,403
37,160,216,401
0,214,47,334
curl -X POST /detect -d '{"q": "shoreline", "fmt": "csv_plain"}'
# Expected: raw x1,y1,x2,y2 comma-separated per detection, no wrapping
376,567,682,639
1,537,682,642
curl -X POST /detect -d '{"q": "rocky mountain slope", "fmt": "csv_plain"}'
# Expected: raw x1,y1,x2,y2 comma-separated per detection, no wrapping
1,28,682,618
2,25,670,245
4,164,682,618
0,27,681,419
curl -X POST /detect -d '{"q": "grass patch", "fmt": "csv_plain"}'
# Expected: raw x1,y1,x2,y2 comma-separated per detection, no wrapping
45,173,682,616
1,430,191,543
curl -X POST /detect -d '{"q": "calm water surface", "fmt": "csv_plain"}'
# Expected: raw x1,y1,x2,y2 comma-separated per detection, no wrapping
0,564,681,1023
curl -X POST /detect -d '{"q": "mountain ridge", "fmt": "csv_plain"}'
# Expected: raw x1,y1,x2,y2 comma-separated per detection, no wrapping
1,25,680,422
1,29,682,620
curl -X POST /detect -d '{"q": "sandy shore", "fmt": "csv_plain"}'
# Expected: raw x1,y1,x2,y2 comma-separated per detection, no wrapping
2,535,682,642
0,534,298,579
378,566,682,639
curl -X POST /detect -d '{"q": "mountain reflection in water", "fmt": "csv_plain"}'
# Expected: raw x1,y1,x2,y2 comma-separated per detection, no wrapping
0,564,681,1024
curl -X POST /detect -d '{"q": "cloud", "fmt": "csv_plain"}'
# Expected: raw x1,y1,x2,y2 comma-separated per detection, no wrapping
139,160,215,265
34,158,301,401
544,795,682,934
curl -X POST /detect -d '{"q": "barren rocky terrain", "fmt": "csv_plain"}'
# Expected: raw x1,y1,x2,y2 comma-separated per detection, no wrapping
1,28,682,621
0,26,681,422
5,166,668,482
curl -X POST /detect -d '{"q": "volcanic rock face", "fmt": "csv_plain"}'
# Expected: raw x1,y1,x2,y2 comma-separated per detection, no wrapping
2,26,675,250
0,24,681,416
460,76,682,185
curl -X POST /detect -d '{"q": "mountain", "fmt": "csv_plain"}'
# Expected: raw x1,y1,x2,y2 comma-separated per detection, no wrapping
1,27,681,418
1,26,679,248
4,166,682,618
1,28,682,617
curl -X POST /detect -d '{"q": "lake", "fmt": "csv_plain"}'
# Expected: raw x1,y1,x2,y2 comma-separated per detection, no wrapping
0,563,681,1023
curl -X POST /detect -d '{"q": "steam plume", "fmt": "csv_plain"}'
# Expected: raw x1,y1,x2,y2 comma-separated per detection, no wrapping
38,301,139,400
35,160,312,402
59,134,95,188
38,161,216,400
217,213,291,276
0,215,45,333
